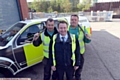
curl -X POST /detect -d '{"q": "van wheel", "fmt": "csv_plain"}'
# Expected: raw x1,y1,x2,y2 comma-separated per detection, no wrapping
0,73,5,78
0,68,13,78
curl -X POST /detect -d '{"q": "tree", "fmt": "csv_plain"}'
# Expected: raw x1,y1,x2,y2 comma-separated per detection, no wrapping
50,0,59,12
48,6,53,12
30,0,41,12
29,0,91,12
77,3,85,11
77,0,91,11
82,4,91,11
62,0,72,12
40,1,50,12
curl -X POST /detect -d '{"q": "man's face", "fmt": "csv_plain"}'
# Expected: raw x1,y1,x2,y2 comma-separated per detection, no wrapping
58,23,68,36
46,21,54,32
70,16,79,27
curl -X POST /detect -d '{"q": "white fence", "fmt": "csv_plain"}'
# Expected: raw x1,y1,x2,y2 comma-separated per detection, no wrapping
85,11,113,22
30,11,113,22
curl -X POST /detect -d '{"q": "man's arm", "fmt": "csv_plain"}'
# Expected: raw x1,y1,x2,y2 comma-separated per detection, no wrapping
84,27,91,40
75,38,81,66
33,36,42,46
84,26,88,34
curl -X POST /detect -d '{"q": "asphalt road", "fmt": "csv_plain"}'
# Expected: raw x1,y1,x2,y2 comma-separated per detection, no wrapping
15,21,120,80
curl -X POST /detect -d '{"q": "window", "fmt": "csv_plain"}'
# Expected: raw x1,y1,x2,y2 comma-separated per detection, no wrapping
17,23,44,45
0,23,25,46
54,20,59,28
79,19,87,22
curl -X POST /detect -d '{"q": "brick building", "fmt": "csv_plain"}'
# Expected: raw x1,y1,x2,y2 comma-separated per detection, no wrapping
84,1,120,18
18,0,29,20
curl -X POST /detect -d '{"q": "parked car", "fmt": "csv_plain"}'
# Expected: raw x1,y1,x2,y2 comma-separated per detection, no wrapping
0,18,60,77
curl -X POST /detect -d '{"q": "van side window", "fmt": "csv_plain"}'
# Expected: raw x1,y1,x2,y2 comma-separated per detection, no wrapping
79,19,87,22
54,20,59,28
17,23,44,45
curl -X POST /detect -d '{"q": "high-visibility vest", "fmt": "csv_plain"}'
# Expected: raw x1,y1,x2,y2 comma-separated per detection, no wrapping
41,32,51,58
52,34,76,66
68,26,85,54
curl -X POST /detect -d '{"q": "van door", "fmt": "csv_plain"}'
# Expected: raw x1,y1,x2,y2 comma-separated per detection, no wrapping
13,23,44,68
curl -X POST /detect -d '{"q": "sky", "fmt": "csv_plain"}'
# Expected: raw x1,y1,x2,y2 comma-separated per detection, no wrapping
27,0,120,2
27,0,34,2
98,0,120,2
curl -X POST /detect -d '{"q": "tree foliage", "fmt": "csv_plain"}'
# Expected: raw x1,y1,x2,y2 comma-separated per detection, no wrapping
29,0,91,12
62,0,72,12
77,0,91,11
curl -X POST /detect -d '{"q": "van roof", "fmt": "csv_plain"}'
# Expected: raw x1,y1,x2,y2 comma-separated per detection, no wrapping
18,16,90,27
19,17,66,24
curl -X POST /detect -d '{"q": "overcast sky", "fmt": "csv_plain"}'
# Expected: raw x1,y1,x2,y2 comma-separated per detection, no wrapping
27,0,33,2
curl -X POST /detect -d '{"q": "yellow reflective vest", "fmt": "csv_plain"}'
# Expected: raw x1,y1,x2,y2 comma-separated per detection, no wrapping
68,25,85,54
52,34,76,66
41,32,51,58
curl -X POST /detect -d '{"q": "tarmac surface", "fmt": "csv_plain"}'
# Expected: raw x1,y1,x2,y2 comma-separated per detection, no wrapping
15,21,120,80
82,21,120,80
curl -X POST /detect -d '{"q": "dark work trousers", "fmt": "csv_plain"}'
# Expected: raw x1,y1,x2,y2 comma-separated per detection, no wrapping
75,54,84,80
57,65,74,80
52,70,58,80
43,57,57,80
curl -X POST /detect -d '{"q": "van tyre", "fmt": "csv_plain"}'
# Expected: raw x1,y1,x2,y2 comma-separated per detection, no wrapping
0,73,5,78
0,68,13,78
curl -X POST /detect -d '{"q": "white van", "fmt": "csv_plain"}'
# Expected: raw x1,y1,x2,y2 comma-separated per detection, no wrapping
58,16,92,35
0,17,91,77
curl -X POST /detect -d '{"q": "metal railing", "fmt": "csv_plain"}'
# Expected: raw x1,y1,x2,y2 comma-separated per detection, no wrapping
29,11,113,22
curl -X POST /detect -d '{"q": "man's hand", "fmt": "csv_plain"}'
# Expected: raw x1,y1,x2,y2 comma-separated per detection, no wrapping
74,66,79,70
51,66,56,71
33,33,40,41
85,34,91,40
25,40,31,43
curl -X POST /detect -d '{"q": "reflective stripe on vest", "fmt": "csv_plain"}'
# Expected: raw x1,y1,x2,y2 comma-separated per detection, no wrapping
52,34,76,66
71,34,76,66
78,26,85,54
41,32,50,58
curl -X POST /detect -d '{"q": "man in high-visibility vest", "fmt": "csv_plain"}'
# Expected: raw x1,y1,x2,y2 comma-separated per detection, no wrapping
69,14,91,80
33,18,58,80
49,20,81,80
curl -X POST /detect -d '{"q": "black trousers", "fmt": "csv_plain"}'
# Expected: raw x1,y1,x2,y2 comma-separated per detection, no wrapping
75,54,84,80
43,57,57,80
57,65,74,80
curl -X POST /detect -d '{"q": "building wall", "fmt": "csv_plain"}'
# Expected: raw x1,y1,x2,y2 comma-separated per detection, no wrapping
89,1,120,12
18,0,29,20
0,0,20,29
85,1,120,18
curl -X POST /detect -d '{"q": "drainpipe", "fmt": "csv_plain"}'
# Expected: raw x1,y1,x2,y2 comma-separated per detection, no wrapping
16,0,22,21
